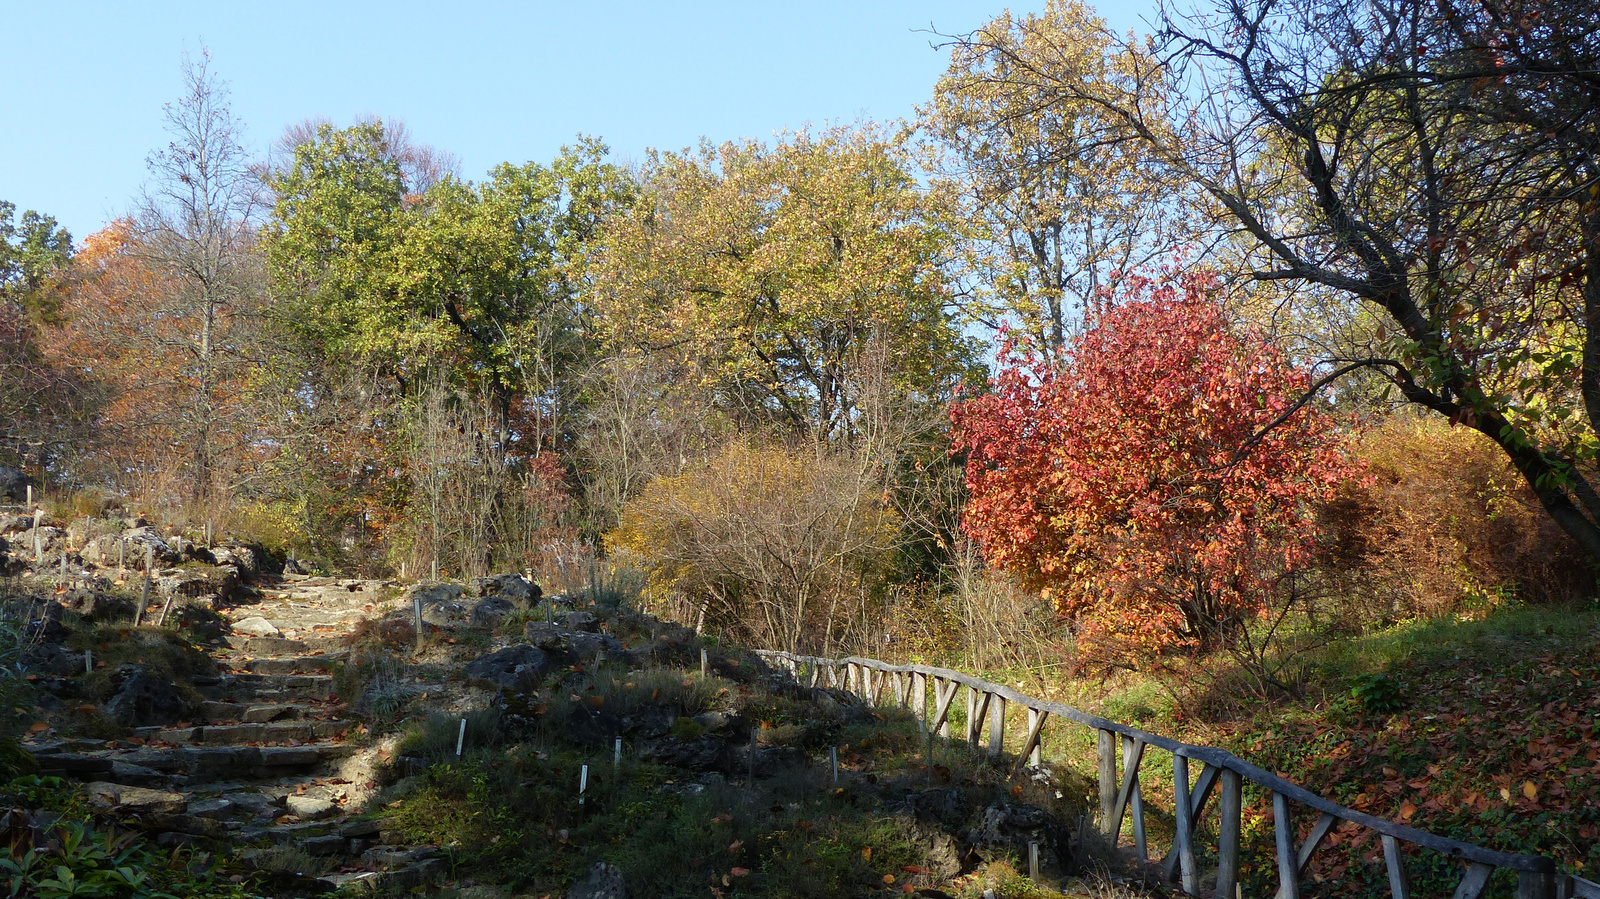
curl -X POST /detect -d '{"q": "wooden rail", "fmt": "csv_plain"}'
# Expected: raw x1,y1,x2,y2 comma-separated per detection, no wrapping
753,650,1581,899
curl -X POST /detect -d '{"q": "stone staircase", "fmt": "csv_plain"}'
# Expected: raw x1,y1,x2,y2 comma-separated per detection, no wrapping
23,573,451,894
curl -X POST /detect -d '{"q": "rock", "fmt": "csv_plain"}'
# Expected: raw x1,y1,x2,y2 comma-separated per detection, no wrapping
285,795,338,820
401,582,467,626
301,833,348,855
468,596,514,627
84,782,187,815
210,544,263,578
14,598,68,645
186,798,234,818
471,573,541,607
569,861,629,899
58,588,134,622
461,644,548,692
157,565,236,602
66,517,119,550
360,846,438,871
232,617,281,637
564,610,599,631
963,802,1070,879
120,527,178,567
15,525,65,554
638,736,727,771
0,514,27,534
0,465,34,502
103,664,196,728
80,535,120,568
24,642,85,676
524,622,627,668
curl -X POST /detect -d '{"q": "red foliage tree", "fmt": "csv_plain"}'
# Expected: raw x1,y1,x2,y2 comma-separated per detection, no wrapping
951,271,1353,662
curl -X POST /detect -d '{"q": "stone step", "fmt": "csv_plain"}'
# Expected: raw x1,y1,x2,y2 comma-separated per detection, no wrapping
198,700,316,724
197,673,337,701
241,654,346,676
223,634,349,655
32,742,359,783
138,720,351,746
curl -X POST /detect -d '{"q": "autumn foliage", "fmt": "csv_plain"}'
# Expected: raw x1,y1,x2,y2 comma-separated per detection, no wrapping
951,272,1353,662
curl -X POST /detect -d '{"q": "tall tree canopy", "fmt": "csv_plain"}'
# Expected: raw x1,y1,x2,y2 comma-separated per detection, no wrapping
952,0,1600,562
590,126,978,445
924,0,1193,353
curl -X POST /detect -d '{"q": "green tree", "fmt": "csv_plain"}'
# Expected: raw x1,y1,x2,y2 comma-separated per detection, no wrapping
0,202,84,470
924,0,1194,354
589,126,978,445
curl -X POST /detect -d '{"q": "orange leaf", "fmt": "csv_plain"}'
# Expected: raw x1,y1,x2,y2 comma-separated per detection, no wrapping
862,847,872,861
730,867,749,877
1522,781,1538,801
883,874,897,884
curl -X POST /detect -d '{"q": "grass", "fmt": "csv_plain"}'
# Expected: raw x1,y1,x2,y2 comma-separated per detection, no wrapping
905,599,1600,897
365,632,1112,899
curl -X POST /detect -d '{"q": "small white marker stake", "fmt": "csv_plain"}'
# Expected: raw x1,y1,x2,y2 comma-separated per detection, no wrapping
700,648,708,677
830,746,838,786
85,649,92,674
579,764,589,806
455,718,467,756
613,737,622,772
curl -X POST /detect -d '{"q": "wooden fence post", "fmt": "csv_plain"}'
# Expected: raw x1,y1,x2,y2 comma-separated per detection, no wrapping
987,694,1006,758
1273,791,1301,899
912,672,927,722
1098,730,1118,832
1023,708,1045,767
1173,754,1200,895
1217,768,1242,899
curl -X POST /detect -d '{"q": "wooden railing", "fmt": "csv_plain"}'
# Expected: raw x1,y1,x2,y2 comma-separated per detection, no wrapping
752,650,1596,899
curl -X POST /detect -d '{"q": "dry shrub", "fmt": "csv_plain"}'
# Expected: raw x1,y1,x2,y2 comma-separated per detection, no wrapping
609,442,899,654
1326,416,1590,618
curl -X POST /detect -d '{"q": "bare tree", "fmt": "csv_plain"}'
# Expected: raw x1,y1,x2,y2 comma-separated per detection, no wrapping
134,51,264,506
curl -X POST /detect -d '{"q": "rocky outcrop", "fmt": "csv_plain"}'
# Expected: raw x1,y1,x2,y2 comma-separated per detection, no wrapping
0,465,34,501
102,665,196,727
461,645,548,693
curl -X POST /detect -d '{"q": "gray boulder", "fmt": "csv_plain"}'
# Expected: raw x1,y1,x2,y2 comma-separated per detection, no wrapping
59,588,134,622
471,573,541,607
65,517,119,550
401,582,468,627
568,862,629,899
469,595,515,627
103,664,195,727
119,527,179,567
0,466,34,502
963,802,1071,880
461,644,548,693
524,622,627,668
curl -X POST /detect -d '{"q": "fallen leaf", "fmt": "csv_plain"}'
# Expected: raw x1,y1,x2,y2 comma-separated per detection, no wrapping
730,867,749,877
883,874,897,884
728,840,743,852
1523,781,1538,801
862,847,872,861
1500,787,1512,802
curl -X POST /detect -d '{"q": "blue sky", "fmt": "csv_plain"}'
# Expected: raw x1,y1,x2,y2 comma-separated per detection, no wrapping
2,1,1159,242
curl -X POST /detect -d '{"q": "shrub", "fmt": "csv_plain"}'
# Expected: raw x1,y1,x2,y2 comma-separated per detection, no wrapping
1324,416,1591,618
609,442,900,653
951,271,1353,665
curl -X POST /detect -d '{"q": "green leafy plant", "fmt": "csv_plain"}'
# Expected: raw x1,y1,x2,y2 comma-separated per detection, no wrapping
1349,673,1406,716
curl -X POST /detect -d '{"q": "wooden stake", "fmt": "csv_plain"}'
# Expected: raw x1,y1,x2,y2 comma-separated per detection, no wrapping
455,718,467,756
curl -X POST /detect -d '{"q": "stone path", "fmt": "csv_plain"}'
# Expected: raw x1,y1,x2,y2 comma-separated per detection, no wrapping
24,573,450,894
